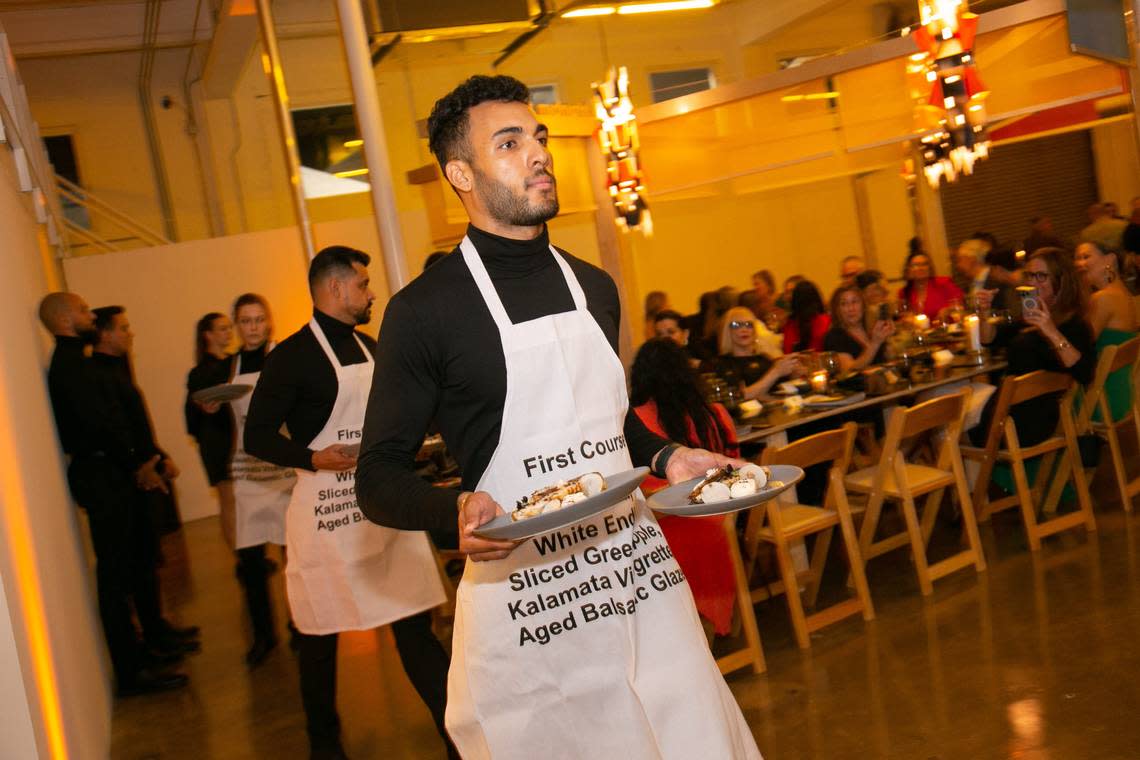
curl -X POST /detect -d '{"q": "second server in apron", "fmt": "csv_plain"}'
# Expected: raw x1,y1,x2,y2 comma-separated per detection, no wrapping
244,248,453,760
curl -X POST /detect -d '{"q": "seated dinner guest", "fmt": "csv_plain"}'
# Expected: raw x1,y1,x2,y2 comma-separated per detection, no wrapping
1076,241,1138,422
973,247,1096,448
823,284,894,372
631,338,739,637
644,290,669,341
708,307,799,399
653,308,700,367
782,280,830,353
898,250,963,320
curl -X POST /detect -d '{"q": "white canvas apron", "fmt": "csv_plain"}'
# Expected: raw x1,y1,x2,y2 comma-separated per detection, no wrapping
284,319,445,635
230,347,295,549
446,238,761,759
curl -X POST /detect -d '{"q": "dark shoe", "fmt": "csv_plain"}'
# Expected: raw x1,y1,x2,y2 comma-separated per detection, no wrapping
310,743,348,760
117,668,189,697
149,636,201,655
245,636,278,669
158,620,201,640
143,647,185,668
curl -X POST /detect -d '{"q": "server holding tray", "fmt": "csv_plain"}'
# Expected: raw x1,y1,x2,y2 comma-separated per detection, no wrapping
358,76,762,759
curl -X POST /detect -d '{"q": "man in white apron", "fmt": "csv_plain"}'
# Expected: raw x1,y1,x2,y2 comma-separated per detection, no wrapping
229,293,296,667
244,248,452,760
358,76,762,759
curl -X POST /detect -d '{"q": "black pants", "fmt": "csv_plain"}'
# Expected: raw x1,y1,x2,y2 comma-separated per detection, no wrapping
297,611,455,756
68,456,165,682
236,545,275,642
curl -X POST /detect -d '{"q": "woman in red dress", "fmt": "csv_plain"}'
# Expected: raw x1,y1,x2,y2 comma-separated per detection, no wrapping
897,250,964,319
782,280,831,354
631,338,740,636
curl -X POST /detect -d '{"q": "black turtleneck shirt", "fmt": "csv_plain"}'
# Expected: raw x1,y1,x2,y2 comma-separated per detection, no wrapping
47,335,137,468
356,224,669,534
244,311,375,471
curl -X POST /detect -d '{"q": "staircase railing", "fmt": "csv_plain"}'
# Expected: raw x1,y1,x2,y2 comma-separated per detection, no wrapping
55,174,171,251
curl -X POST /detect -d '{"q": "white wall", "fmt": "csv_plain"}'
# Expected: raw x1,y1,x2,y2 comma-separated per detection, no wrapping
0,141,111,756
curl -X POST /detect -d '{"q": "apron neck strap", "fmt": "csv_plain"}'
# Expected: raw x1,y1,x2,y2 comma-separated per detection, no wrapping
310,318,373,370
460,235,587,331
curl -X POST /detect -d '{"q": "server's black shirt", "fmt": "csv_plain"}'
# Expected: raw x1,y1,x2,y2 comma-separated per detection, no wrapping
90,351,162,462
244,310,375,471
185,353,234,441
357,224,670,534
46,335,137,467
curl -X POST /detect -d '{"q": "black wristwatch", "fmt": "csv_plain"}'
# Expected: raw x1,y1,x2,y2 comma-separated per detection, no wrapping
652,444,682,479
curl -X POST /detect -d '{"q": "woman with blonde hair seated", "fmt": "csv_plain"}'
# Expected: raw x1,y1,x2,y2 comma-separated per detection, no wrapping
1076,240,1138,421
703,306,798,400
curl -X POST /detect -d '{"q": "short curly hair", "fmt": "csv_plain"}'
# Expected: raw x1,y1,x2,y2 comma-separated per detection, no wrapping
427,75,531,171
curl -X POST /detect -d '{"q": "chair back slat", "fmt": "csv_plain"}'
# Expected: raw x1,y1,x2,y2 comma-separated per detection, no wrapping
899,390,967,438
1109,336,1140,373
1008,370,1072,405
761,422,856,471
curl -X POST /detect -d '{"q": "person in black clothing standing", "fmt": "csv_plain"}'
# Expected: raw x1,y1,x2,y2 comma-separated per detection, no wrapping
89,306,202,656
186,312,237,544
244,248,452,760
39,292,191,697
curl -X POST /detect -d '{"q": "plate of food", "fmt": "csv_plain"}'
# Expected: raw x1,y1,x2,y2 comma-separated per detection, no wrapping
802,391,866,408
191,383,253,404
474,468,650,540
647,464,805,517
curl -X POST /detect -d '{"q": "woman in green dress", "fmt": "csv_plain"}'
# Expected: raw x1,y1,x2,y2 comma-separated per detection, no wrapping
1076,240,1138,421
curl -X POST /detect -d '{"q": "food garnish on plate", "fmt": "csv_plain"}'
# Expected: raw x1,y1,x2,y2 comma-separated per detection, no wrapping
512,472,607,522
687,464,783,504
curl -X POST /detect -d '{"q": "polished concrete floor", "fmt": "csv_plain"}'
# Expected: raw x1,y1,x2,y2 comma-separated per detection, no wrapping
113,464,1140,759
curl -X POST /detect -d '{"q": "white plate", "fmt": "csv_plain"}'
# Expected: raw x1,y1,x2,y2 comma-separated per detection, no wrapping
474,468,649,541
191,383,253,403
647,465,805,517
802,391,866,409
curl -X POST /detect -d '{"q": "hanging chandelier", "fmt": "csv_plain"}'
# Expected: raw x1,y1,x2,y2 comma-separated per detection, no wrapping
906,0,990,187
593,66,653,234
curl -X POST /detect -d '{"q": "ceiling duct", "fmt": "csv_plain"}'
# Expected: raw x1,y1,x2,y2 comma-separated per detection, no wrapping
374,0,539,33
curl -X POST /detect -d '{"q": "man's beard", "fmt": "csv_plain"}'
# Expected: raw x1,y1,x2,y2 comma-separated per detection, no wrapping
350,304,372,325
475,168,559,227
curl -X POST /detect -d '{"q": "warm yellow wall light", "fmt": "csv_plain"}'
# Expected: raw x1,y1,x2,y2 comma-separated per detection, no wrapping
617,0,714,14
343,139,363,148
562,6,616,17
335,168,370,178
0,374,68,759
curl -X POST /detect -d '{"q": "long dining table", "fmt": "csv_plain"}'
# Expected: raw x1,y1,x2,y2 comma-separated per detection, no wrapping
737,360,1008,448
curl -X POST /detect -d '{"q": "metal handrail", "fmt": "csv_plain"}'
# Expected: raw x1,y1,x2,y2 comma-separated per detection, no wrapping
56,174,171,247
63,218,118,254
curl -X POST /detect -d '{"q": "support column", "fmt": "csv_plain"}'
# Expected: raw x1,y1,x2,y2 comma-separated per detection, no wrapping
254,0,315,261
334,0,412,293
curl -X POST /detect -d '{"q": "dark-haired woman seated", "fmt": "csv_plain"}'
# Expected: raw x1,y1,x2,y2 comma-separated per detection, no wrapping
631,338,739,637
1076,241,1138,422
782,280,831,353
823,283,894,372
973,247,1096,449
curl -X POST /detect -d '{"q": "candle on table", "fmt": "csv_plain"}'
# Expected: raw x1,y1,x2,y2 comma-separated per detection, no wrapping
810,370,828,394
913,313,930,331
964,314,981,352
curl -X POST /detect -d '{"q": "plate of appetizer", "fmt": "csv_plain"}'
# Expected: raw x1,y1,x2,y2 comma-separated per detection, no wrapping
474,468,650,540
191,383,253,404
802,391,865,408
647,464,805,517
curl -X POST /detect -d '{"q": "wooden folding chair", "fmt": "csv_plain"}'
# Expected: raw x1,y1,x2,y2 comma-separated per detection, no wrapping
1077,337,1140,512
959,371,1096,551
643,482,766,676
716,513,767,675
736,422,874,649
845,389,987,595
